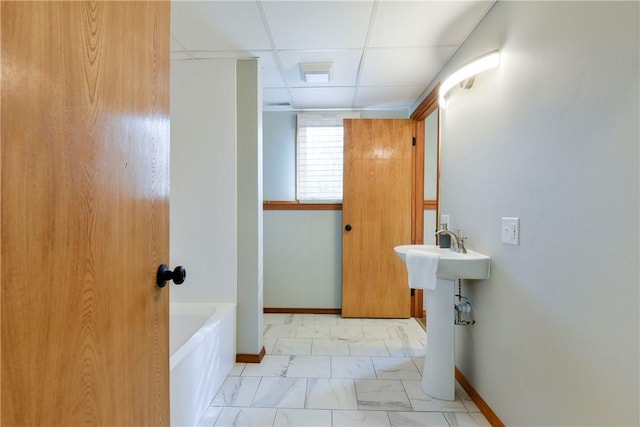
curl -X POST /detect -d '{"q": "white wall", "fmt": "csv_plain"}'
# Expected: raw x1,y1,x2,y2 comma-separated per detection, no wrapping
263,210,343,308
170,59,237,304
236,59,264,354
423,108,439,244
423,2,638,425
263,110,409,308
172,58,264,356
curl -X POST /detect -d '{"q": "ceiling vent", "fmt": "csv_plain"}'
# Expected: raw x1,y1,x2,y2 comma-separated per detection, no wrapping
299,62,333,83
264,102,292,109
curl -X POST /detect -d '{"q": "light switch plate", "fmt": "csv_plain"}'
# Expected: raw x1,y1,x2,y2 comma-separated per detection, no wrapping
501,217,520,245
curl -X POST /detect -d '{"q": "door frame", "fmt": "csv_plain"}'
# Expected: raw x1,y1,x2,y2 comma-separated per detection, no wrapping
409,84,441,317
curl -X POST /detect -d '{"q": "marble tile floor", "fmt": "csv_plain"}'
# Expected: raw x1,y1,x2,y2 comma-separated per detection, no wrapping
198,313,491,427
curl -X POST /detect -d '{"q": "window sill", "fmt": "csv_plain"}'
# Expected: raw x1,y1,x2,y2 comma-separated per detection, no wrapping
262,201,436,211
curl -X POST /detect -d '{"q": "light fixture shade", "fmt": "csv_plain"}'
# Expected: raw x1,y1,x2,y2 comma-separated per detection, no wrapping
299,62,333,83
439,50,500,109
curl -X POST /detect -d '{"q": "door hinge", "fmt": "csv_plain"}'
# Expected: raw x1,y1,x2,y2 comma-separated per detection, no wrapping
412,137,416,146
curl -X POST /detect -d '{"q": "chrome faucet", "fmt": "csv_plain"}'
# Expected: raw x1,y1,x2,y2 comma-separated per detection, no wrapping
458,230,467,254
435,229,468,254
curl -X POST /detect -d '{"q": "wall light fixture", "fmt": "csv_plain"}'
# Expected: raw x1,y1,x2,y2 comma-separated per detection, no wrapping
439,50,500,109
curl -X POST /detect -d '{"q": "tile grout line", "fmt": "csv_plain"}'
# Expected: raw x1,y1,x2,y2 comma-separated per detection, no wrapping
209,314,490,427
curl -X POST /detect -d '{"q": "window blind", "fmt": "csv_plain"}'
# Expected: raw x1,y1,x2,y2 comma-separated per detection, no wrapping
296,113,359,202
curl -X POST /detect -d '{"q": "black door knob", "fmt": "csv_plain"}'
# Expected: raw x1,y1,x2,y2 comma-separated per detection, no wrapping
345,224,352,231
157,264,186,288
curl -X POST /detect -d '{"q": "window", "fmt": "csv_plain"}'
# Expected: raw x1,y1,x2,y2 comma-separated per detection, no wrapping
296,113,359,202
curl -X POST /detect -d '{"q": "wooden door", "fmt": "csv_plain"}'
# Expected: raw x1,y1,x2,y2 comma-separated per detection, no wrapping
1,2,170,425
342,119,413,318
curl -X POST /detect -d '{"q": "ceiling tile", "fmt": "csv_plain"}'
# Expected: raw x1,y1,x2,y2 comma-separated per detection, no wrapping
173,52,286,88
261,1,374,50
186,51,254,59
170,0,495,111
171,1,271,51
289,87,356,110
359,46,456,86
252,52,287,88
354,86,425,110
369,1,495,47
277,49,362,87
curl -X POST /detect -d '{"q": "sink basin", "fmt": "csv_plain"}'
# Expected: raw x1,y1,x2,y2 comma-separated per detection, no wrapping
394,244,490,280
394,244,491,400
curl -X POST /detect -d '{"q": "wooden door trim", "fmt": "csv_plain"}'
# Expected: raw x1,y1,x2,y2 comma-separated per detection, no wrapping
0,1,3,415
411,85,441,232
411,83,440,120
410,121,425,318
423,200,437,210
263,201,342,210
410,85,440,318
412,120,425,245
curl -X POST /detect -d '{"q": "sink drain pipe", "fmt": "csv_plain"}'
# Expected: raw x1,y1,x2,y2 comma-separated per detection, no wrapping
454,279,476,326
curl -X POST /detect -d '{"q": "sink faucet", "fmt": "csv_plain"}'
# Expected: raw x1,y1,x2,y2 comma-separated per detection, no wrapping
458,230,468,254
435,229,468,254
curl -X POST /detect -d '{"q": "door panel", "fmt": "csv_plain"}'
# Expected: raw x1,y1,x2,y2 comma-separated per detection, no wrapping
1,2,170,425
342,119,413,318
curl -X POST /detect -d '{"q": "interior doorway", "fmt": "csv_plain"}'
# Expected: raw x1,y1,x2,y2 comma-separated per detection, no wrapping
410,84,441,323
341,119,413,318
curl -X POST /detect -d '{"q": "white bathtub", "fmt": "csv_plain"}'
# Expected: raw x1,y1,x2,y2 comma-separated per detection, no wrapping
170,303,236,427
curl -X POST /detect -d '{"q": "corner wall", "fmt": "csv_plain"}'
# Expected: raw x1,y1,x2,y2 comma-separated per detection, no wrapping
430,2,639,425
236,59,264,354
170,59,237,304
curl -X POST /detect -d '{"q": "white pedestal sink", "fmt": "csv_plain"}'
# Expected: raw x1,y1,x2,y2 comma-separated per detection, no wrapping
394,245,490,400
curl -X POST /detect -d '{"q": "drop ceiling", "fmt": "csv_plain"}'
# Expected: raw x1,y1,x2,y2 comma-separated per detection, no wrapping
171,1,495,112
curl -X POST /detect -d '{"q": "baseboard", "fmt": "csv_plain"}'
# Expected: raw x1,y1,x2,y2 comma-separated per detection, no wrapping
264,307,342,315
455,367,505,427
263,308,429,318
236,346,266,364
